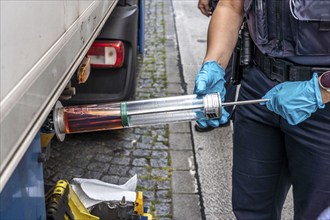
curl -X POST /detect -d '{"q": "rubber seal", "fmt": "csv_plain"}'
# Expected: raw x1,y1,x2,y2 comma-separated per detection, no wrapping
120,102,129,127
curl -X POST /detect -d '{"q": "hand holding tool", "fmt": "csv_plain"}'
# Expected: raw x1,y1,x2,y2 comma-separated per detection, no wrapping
261,73,324,125
194,60,229,127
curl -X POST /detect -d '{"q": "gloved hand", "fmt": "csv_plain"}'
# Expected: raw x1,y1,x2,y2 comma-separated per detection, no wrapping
194,60,230,128
261,73,325,125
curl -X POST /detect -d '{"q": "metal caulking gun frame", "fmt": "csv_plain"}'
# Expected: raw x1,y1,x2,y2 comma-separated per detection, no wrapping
53,93,269,141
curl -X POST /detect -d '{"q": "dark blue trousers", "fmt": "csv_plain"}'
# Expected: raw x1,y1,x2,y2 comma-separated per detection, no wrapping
232,65,330,220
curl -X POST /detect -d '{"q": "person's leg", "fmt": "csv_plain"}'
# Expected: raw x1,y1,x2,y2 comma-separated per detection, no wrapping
232,66,291,219
282,106,330,219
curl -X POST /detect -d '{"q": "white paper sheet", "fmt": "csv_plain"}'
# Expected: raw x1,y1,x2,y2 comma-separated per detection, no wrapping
71,174,137,208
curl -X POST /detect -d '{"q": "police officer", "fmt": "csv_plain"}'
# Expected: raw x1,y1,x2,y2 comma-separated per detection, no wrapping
194,0,330,219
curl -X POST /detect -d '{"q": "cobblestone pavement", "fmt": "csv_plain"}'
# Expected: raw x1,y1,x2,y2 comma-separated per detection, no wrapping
44,1,202,219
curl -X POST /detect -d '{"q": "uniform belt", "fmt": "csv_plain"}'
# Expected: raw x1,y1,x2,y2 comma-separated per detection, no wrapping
254,48,330,82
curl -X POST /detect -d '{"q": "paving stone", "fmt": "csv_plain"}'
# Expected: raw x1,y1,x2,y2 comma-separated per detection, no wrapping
111,157,131,166
138,179,156,190
100,175,120,184
132,149,152,157
151,129,167,137
49,147,61,158
141,136,153,143
136,142,153,149
43,169,53,182
157,135,168,142
138,93,152,98
151,125,167,129
94,154,112,163
75,153,94,160
134,128,150,135
151,151,168,159
83,171,102,179
68,158,90,169
94,146,113,155
153,142,169,150
115,149,131,156
128,167,149,177
118,176,130,185
156,190,172,203
132,158,149,167
108,165,129,176
65,168,84,180
119,133,140,142
114,141,135,150
87,162,110,173
151,169,169,178
143,190,155,201
155,203,172,216
150,158,168,168
156,180,171,190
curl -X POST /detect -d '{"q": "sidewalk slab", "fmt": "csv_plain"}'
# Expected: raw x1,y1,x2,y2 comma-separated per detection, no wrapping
172,194,202,220
169,122,190,133
170,150,195,170
169,133,192,150
172,170,197,194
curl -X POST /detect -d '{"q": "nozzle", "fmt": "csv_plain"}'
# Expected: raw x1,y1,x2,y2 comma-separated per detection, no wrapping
53,101,65,142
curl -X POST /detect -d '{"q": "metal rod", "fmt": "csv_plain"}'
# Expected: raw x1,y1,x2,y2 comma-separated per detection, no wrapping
222,98,269,107
126,97,269,116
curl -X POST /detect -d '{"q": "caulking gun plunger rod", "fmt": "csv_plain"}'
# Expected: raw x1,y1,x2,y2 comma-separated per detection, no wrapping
53,93,269,141
222,99,269,107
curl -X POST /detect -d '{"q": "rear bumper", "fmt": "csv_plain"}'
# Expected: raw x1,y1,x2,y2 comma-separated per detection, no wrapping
65,4,139,105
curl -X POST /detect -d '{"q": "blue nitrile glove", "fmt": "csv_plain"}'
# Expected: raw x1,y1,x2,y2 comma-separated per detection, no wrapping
194,60,230,128
261,73,325,125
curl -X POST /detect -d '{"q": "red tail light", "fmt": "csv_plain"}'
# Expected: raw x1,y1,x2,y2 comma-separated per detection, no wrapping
87,40,124,68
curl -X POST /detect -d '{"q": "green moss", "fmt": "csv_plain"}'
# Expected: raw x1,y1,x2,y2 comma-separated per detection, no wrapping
136,185,152,192
152,134,159,144
146,166,152,173
160,37,166,44
149,94,157,99
146,130,152,137
167,155,172,167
